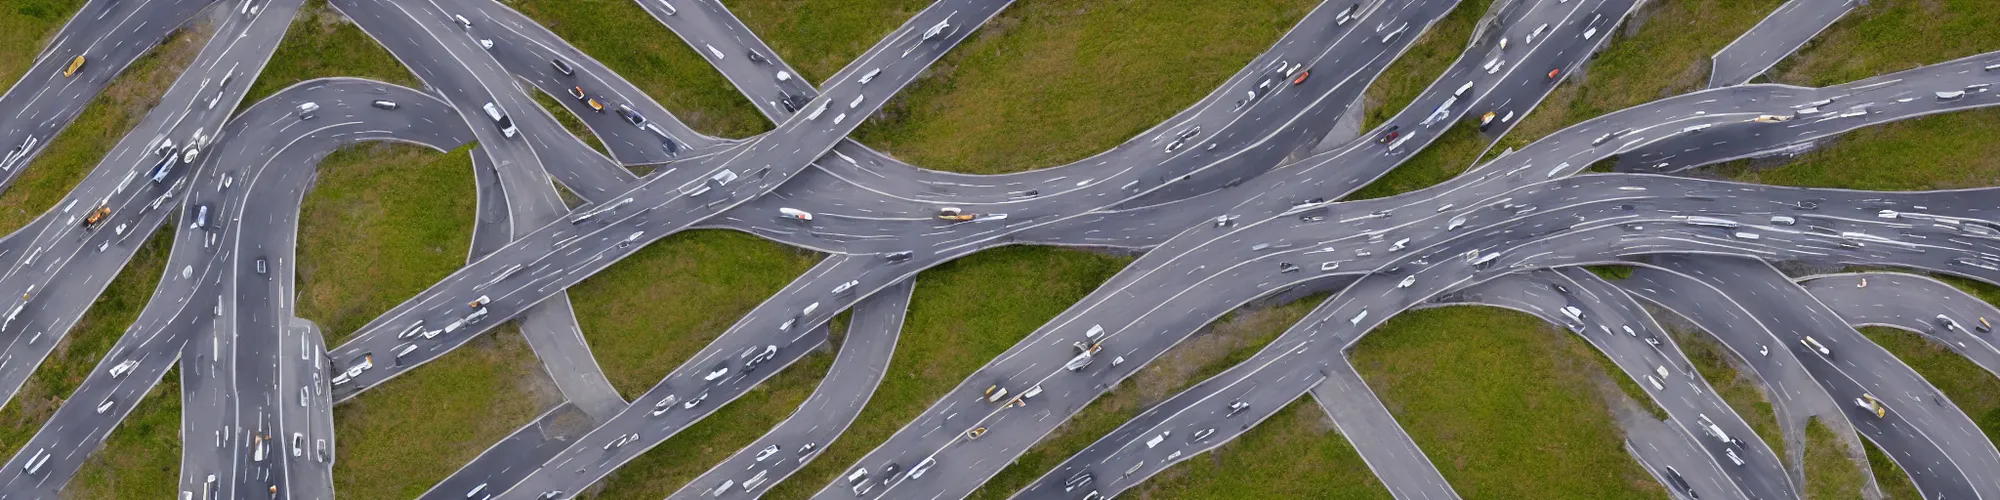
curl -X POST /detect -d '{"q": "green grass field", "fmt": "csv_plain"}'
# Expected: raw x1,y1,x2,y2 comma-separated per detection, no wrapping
332,325,558,498
1803,417,1866,500
0,23,209,235
63,366,181,499
1361,0,1492,131
240,0,418,108
1768,0,2000,88
565,230,821,399
510,0,769,138
1133,398,1393,499
726,0,932,86
849,0,1318,175
294,143,475,346
0,0,85,88
1351,306,1660,499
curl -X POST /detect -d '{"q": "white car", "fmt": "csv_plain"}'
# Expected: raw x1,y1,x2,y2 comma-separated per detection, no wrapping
832,280,859,295
859,68,882,84
755,444,781,462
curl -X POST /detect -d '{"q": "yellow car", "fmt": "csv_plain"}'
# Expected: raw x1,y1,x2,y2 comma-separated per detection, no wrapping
966,427,988,440
64,55,86,78
586,98,605,113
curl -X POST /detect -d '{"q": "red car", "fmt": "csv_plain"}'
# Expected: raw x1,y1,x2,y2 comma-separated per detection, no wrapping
1291,70,1310,85
1547,68,1561,79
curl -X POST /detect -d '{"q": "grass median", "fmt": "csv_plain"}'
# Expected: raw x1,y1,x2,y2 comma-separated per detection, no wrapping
0,20,211,235
64,366,181,499
727,0,932,86
239,0,418,107
1351,306,1659,499
850,0,1318,175
968,294,1377,499
333,324,559,498
1803,417,1866,500
1361,0,1492,131
0,225,170,495
295,143,476,347
0,0,85,87
1767,0,2000,88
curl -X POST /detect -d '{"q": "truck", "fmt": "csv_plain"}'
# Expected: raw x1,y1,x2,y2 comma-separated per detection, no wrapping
81,205,111,229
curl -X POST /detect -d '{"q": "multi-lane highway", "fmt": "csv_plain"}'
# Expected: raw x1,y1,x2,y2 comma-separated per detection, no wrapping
4,0,2000,498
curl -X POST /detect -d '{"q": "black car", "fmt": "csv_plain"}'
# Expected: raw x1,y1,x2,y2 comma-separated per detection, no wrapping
747,51,769,64
884,250,914,262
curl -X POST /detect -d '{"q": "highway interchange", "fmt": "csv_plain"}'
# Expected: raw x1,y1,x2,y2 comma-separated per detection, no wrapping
0,0,1997,499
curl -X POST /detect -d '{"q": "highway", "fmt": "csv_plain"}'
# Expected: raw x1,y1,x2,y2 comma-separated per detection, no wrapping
1707,0,1857,89
3,0,2000,498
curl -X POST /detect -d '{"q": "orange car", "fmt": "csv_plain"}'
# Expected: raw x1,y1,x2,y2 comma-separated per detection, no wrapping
586,98,605,113
936,207,976,221
64,55,86,78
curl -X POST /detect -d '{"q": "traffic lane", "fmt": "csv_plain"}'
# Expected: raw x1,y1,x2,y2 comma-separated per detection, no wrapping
806,0,1419,205
329,0,1020,397
461,0,709,163
1705,0,1854,88
670,279,913,499
491,255,890,498
0,0,310,370
1460,269,1787,499
637,0,818,122
331,0,627,207
1621,87,2000,174
420,403,590,500
0,0,217,190
1801,273,2000,378
1660,255,2000,497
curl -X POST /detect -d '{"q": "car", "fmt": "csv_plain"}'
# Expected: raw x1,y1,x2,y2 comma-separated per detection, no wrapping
1376,126,1400,143
1192,428,1216,442
704,363,730,381
1226,400,1250,417
779,207,814,221
966,427,988,440
742,345,778,372
649,395,678,416
832,280,859,295
619,231,645,248
64,55,86,78
755,444,781,461
452,14,471,29
1801,336,1831,356
1547,68,1561,79
567,86,585,100
256,258,267,275
1291,70,1310,85
617,105,647,127
370,99,398,110
658,0,677,15
1980,317,1993,333
1278,262,1299,273
109,359,138,378
551,58,574,76
884,251,914,262
316,439,328,463
880,462,903,483
683,391,708,408
292,433,304,457
797,442,819,459
1065,472,1094,492
1397,276,1416,288
480,102,517,138
746,50,768,64
1479,111,1497,130
95,397,114,414
859,68,883,84
1937,314,1962,332
586,98,604,112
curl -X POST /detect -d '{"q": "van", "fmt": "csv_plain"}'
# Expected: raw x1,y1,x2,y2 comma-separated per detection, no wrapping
465,308,490,324
444,318,466,334
1733,231,1759,240
1770,216,1795,225
481,102,517,138
845,468,869,487
986,387,1010,403
1453,81,1473,98
1561,306,1584,322
469,295,491,308
64,55,86,78
453,14,472,29
802,302,820,317
1350,309,1369,325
